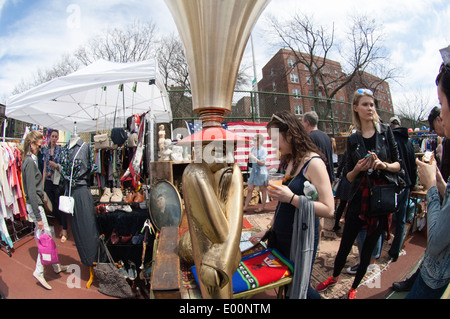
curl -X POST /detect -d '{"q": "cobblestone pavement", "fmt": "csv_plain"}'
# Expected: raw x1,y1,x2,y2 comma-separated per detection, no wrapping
244,211,398,299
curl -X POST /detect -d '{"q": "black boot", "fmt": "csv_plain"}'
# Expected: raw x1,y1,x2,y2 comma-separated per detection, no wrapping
392,269,419,292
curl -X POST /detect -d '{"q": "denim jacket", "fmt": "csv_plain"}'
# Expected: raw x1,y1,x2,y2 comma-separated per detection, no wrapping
422,184,450,289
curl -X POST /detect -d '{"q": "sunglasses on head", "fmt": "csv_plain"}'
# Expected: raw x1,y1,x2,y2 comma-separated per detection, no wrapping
271,114,287,124
356,88,374,96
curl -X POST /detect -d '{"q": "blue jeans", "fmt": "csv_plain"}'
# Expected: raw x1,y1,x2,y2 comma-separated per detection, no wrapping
356,230,382,259
389,188,410,257
406,270,448,299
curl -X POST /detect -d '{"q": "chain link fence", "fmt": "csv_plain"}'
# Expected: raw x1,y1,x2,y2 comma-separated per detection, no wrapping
169,89,397,135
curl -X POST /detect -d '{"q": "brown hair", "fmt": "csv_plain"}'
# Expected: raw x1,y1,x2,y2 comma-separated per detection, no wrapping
436,63,450,106
267,111,324,172
23,130,43,160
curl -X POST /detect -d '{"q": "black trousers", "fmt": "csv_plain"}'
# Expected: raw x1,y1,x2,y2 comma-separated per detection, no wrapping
333,208,388,289
44,179,67,230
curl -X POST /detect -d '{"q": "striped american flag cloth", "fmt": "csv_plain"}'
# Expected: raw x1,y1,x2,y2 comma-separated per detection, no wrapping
187,121,280,172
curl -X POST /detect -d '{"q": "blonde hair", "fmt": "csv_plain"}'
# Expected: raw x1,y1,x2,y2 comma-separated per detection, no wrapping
351,90,381,132
23,130,43,159
331,137,337,153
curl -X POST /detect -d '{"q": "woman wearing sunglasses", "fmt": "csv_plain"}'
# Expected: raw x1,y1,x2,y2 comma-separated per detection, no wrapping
408,62,450,299
316,88,401,299
250,111,334,298
22,130,67,290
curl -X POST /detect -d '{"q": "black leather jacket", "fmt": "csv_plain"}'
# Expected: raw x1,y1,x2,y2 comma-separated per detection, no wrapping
346,123,400,202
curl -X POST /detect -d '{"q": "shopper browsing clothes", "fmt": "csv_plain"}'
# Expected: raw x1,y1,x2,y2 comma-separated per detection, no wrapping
406,61,450,299
22,130,67,290
316,89,401,299
243,133,269,212
42,129,68,242
250,111,334,298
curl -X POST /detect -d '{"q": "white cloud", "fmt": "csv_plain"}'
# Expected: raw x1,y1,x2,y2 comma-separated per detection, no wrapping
1,0,449,112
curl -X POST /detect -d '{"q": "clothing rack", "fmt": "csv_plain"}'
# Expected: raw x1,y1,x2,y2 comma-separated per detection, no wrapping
0,142,34,257
0,220,34,257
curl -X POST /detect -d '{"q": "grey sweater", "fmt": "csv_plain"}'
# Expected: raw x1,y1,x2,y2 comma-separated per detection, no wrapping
22,155,44,222
288,195,315,299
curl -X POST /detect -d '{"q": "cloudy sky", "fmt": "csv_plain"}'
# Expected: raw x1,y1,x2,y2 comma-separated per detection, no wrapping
1,0,449,113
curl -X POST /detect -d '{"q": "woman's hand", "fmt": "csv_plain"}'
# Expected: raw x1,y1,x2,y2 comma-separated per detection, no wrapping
49,160,58,169
416,158,438,191
249,230,267,245
37,220,45,231
369,152,386,170
267,183,293,203
355,153,375,173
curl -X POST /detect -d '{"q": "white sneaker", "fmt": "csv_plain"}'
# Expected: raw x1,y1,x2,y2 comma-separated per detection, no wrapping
53,264,68,274
110,188,123,203
33,271,52,290
100,188,112,203
121,205,132,213
367,264,379,272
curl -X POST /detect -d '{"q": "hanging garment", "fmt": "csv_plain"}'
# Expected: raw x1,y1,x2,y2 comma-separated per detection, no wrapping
120,116,146,190
60,140,100,266
288,195,315,299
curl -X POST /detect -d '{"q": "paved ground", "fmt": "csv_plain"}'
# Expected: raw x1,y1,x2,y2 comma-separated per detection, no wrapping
243,200,427,299
0,199,426,299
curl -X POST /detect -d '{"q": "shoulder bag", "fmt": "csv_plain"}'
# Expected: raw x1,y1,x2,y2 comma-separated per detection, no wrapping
93,133,113,150
59,143,85,215
94,235,135,299
366,173,397,217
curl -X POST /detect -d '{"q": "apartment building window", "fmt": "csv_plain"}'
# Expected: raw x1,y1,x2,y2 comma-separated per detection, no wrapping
288,59,295,68
272,82,276,91
295,105,303,116
293,88,301,98
306,76,311,85
290,73,299,83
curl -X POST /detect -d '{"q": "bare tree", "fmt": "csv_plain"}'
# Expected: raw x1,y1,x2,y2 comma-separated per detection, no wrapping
12,18,250,109
269,12,398,129
74,21,158,65
396,87,432,129
157,33,190,90
11,54,80,95
269,13,334,99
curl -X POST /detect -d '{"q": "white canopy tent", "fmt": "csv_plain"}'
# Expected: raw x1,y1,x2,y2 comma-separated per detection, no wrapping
5,59,172,133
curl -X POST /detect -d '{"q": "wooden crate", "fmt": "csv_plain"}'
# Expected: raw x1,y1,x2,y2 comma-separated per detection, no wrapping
150,226,181,299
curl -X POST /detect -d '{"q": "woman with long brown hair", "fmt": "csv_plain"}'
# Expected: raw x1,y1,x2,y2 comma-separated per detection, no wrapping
250,110,334,298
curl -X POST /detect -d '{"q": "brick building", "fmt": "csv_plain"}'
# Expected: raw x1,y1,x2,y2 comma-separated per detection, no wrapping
258,48,394,134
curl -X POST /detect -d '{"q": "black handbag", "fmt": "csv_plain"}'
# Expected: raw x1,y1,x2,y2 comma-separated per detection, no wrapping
110,86,128,145
367,174,397,217
111,127,127,145
94,235,135,299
